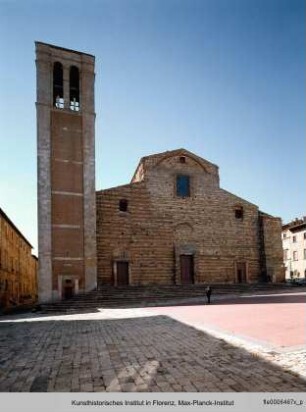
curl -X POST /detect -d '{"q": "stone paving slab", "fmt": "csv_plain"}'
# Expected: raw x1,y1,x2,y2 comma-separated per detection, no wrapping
148,292,306,349
0,306,305,392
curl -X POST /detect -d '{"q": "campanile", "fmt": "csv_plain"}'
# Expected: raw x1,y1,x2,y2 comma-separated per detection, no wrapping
36,42,97,302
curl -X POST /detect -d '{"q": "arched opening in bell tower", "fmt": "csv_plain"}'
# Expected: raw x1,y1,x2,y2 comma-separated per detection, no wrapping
53,62,64,108
69,66,80,111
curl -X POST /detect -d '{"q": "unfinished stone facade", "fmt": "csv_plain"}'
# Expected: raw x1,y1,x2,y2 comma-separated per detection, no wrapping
0,208,38,311
36,42,96,303
36,43,284,299
96,149,284,286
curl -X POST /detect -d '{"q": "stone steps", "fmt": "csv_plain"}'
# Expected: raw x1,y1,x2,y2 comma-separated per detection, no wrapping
39,283,303,313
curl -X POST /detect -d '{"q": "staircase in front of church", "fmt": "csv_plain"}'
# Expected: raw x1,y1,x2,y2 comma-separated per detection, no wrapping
38,283,305,314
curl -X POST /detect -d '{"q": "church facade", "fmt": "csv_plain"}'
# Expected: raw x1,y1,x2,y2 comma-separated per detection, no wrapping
36,42,284,303
96,149,284,287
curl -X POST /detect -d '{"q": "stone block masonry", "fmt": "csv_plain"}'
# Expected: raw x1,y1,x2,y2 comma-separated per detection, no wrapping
36,42,283,300
96,148,284,286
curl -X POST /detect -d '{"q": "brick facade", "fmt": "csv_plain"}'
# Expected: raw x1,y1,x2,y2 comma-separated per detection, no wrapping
36,42,97,303
96,149,284,286
0,208,38,311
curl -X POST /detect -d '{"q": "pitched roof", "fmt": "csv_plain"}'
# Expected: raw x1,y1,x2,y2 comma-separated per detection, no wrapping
131,148,218,182
0,207,33,248
282,217,306,231
35,41,95,58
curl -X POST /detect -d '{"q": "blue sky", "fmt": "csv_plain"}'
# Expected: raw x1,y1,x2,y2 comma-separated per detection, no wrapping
0,0,305,253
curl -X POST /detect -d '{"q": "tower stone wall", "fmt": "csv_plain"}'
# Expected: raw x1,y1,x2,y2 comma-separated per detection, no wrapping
36,42,97,303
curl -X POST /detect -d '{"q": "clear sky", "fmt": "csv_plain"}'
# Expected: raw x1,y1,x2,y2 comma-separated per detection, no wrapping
0,0,305,254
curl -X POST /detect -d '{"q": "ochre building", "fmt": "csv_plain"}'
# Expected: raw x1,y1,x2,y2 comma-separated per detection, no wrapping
0,208,38,311
96,149,284,287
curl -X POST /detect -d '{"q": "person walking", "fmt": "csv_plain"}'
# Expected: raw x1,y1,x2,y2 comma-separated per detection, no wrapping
205,285,212,304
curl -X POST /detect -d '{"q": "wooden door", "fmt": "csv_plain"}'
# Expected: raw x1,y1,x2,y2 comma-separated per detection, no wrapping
180,255,194,284
236,262,247,283
63,279,74,299
117,262,129,286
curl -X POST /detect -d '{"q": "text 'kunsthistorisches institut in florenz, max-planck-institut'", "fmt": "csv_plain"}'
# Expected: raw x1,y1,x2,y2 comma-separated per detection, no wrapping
36,41,284,304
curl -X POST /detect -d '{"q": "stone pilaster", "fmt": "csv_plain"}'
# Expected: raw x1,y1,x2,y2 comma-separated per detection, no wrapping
36,43,53,303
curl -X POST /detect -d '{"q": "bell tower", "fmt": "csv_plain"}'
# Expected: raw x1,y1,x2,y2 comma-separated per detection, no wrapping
36,42,97,302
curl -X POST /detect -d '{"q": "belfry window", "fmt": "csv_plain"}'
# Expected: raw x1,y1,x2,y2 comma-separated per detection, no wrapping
53,62,64,108
70,66,80,111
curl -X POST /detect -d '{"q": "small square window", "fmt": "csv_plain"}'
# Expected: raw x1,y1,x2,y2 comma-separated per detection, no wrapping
235,207,243,219
119,199,128,212
179,156,186,164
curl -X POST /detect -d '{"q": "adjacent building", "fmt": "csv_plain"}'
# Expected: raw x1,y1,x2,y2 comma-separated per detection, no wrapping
0,208,38,311
96,149,284,287
282,217,306,281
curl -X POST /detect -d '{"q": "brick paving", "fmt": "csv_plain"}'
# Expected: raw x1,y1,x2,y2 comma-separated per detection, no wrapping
0,305,305,392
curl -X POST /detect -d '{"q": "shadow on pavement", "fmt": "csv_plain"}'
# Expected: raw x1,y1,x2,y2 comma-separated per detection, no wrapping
0,314,305,392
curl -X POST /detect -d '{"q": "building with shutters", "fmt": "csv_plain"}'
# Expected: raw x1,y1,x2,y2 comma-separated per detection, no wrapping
0,208,38,311
96,148,284,287
282,217,306,282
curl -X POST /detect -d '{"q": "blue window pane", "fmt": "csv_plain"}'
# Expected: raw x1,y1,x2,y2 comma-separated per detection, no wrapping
177,175,190,197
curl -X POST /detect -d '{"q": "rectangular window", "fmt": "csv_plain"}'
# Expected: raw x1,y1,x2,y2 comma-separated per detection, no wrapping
293,251,298,261
176,175,190,197
283,249,289,260
304,249,306,260
235,207,244,219
304,232,306,240
293,236,297,243
119,199,128,212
